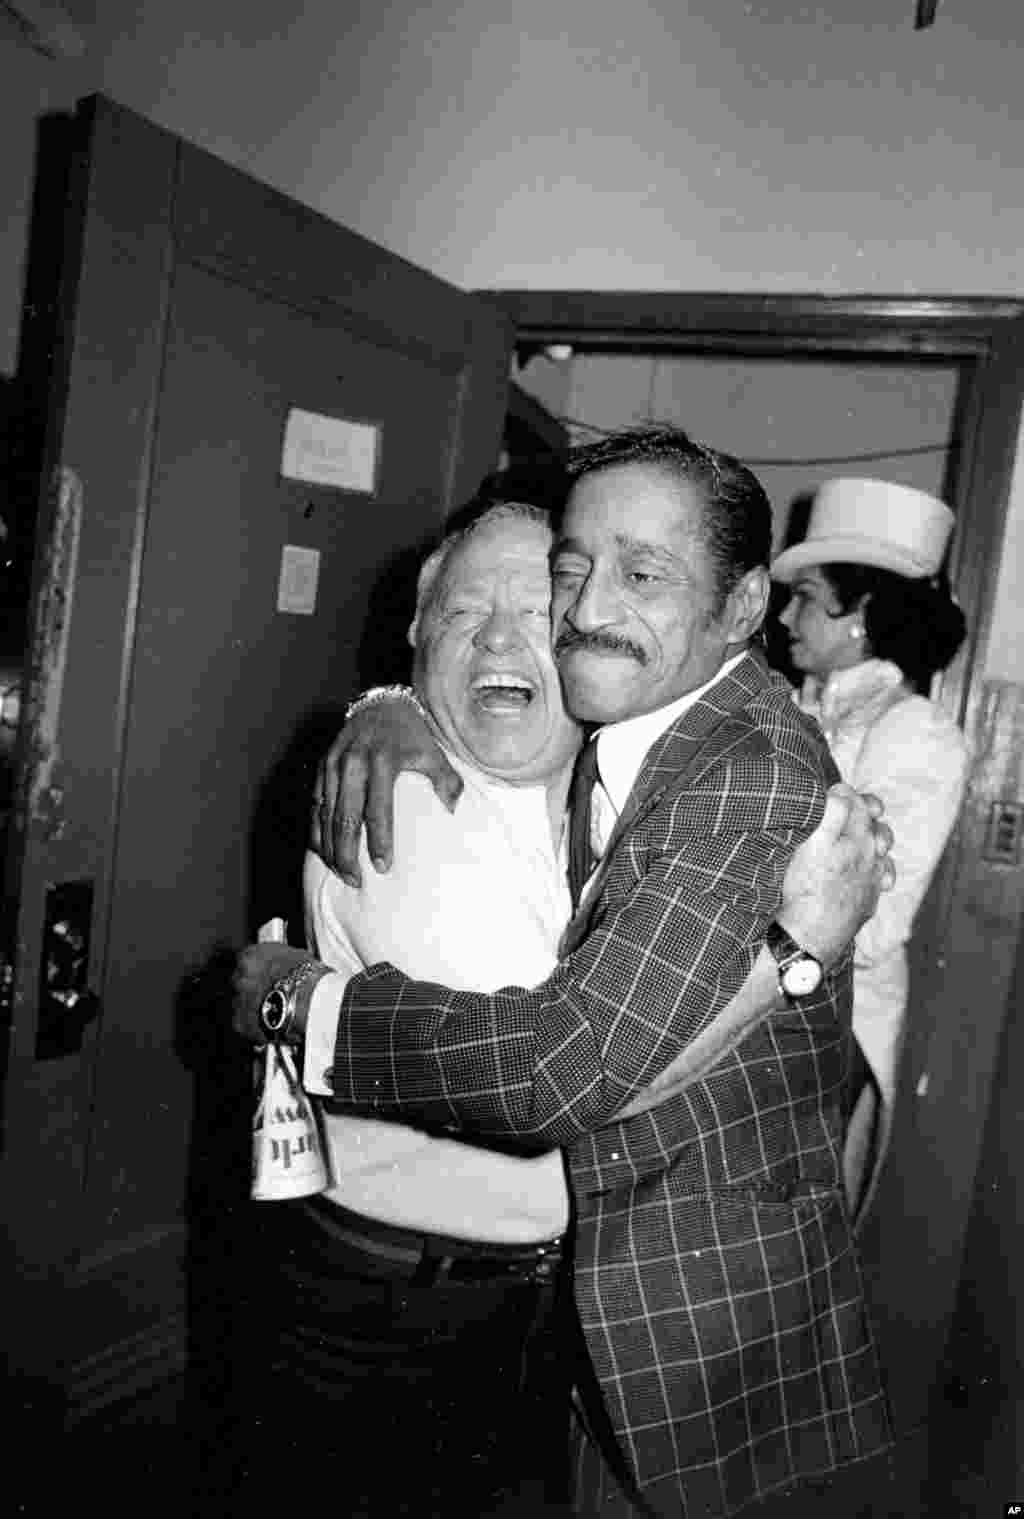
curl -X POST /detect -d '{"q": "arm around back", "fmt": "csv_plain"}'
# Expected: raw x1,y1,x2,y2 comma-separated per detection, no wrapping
329,741,829,1145
311,689,462,883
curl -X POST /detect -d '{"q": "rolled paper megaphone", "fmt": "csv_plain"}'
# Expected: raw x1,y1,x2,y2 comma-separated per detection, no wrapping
251,1041,331,1200
250,917,331,1201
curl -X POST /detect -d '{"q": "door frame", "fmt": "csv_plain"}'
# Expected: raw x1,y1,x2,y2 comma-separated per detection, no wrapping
480,291,1024,733
479,289,1024,1430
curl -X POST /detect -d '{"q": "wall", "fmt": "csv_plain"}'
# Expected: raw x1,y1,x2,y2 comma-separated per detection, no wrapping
987,423,1024,682
519,350,958,551
18,0,1024,303
2,0,1021,674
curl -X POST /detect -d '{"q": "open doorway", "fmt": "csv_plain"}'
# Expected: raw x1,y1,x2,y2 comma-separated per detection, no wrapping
484,289,1024,1445
510,344,964,686
511,348,957,546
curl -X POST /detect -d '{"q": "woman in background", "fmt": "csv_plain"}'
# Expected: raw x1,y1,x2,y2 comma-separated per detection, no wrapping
772,478,969,1226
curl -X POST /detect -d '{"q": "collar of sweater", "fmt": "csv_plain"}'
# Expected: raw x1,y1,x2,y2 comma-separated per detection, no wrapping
798,658,908,740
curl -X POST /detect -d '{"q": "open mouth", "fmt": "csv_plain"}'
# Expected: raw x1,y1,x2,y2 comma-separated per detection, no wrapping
471,673,536,712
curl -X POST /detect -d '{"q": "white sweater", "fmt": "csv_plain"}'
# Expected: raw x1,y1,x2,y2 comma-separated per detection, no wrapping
303,754,571,1243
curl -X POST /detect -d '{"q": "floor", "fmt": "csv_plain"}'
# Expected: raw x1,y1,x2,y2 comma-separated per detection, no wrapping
21,1369,1019,1518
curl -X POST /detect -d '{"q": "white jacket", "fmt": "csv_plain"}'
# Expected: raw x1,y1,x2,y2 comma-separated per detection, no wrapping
797,659,969,1104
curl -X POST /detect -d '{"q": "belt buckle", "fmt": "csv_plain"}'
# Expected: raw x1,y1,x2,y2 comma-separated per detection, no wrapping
521,1239,561,1284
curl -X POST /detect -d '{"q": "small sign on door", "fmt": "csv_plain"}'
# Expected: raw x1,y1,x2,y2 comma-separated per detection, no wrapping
280,407,379,494
276,544,320,615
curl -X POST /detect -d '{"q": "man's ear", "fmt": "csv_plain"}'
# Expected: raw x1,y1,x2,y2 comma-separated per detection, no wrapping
409,545,444,652
725,566,771,644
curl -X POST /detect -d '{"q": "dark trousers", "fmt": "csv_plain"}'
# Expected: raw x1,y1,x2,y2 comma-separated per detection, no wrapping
224,1199,572,1517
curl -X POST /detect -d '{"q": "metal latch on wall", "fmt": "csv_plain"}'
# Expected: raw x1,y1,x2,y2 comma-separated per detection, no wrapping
983,801,1024,867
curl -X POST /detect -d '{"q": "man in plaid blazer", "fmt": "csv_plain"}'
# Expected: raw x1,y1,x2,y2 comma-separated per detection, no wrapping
240,429,894,1514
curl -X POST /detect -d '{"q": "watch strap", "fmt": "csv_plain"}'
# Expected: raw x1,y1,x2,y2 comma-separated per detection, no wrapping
764,920,823,1001
765,919,803,966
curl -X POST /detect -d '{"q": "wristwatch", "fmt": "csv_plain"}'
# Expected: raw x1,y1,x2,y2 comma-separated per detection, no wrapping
764,921,824,1003
258,960,323,1044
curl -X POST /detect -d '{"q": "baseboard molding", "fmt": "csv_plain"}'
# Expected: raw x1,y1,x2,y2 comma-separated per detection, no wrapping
65,1311,188,1427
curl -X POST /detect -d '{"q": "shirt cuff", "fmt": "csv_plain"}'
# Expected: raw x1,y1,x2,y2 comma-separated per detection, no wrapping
301,969,352,1094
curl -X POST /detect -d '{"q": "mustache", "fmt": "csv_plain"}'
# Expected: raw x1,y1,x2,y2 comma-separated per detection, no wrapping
554,629,648,665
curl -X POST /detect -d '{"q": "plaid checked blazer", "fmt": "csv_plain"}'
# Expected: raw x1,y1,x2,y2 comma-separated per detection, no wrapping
330,649,893,1515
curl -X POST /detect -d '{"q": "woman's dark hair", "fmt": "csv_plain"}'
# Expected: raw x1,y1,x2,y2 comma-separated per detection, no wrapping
822,562,967,690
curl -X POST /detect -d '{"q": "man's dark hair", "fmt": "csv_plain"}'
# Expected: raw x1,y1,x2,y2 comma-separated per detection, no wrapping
565,425,773,614
821,562,967,692
445,461,568,536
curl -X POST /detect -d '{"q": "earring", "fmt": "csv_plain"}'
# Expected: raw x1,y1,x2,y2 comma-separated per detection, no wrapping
850,624,864,641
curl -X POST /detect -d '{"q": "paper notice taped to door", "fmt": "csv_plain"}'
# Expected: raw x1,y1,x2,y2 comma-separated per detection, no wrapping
281,407,379,493
277,544,320,615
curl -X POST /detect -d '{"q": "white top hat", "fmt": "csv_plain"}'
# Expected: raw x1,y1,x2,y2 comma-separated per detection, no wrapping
771,477,955,584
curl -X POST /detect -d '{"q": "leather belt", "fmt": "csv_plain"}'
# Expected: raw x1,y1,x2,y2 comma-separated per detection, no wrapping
300,1197,564,1286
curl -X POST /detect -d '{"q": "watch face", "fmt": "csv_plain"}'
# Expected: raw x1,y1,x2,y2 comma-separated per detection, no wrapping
260,988,289,1032
781,957,823,997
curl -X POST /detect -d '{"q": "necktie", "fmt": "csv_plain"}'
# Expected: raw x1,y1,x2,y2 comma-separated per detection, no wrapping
567,736,601,911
